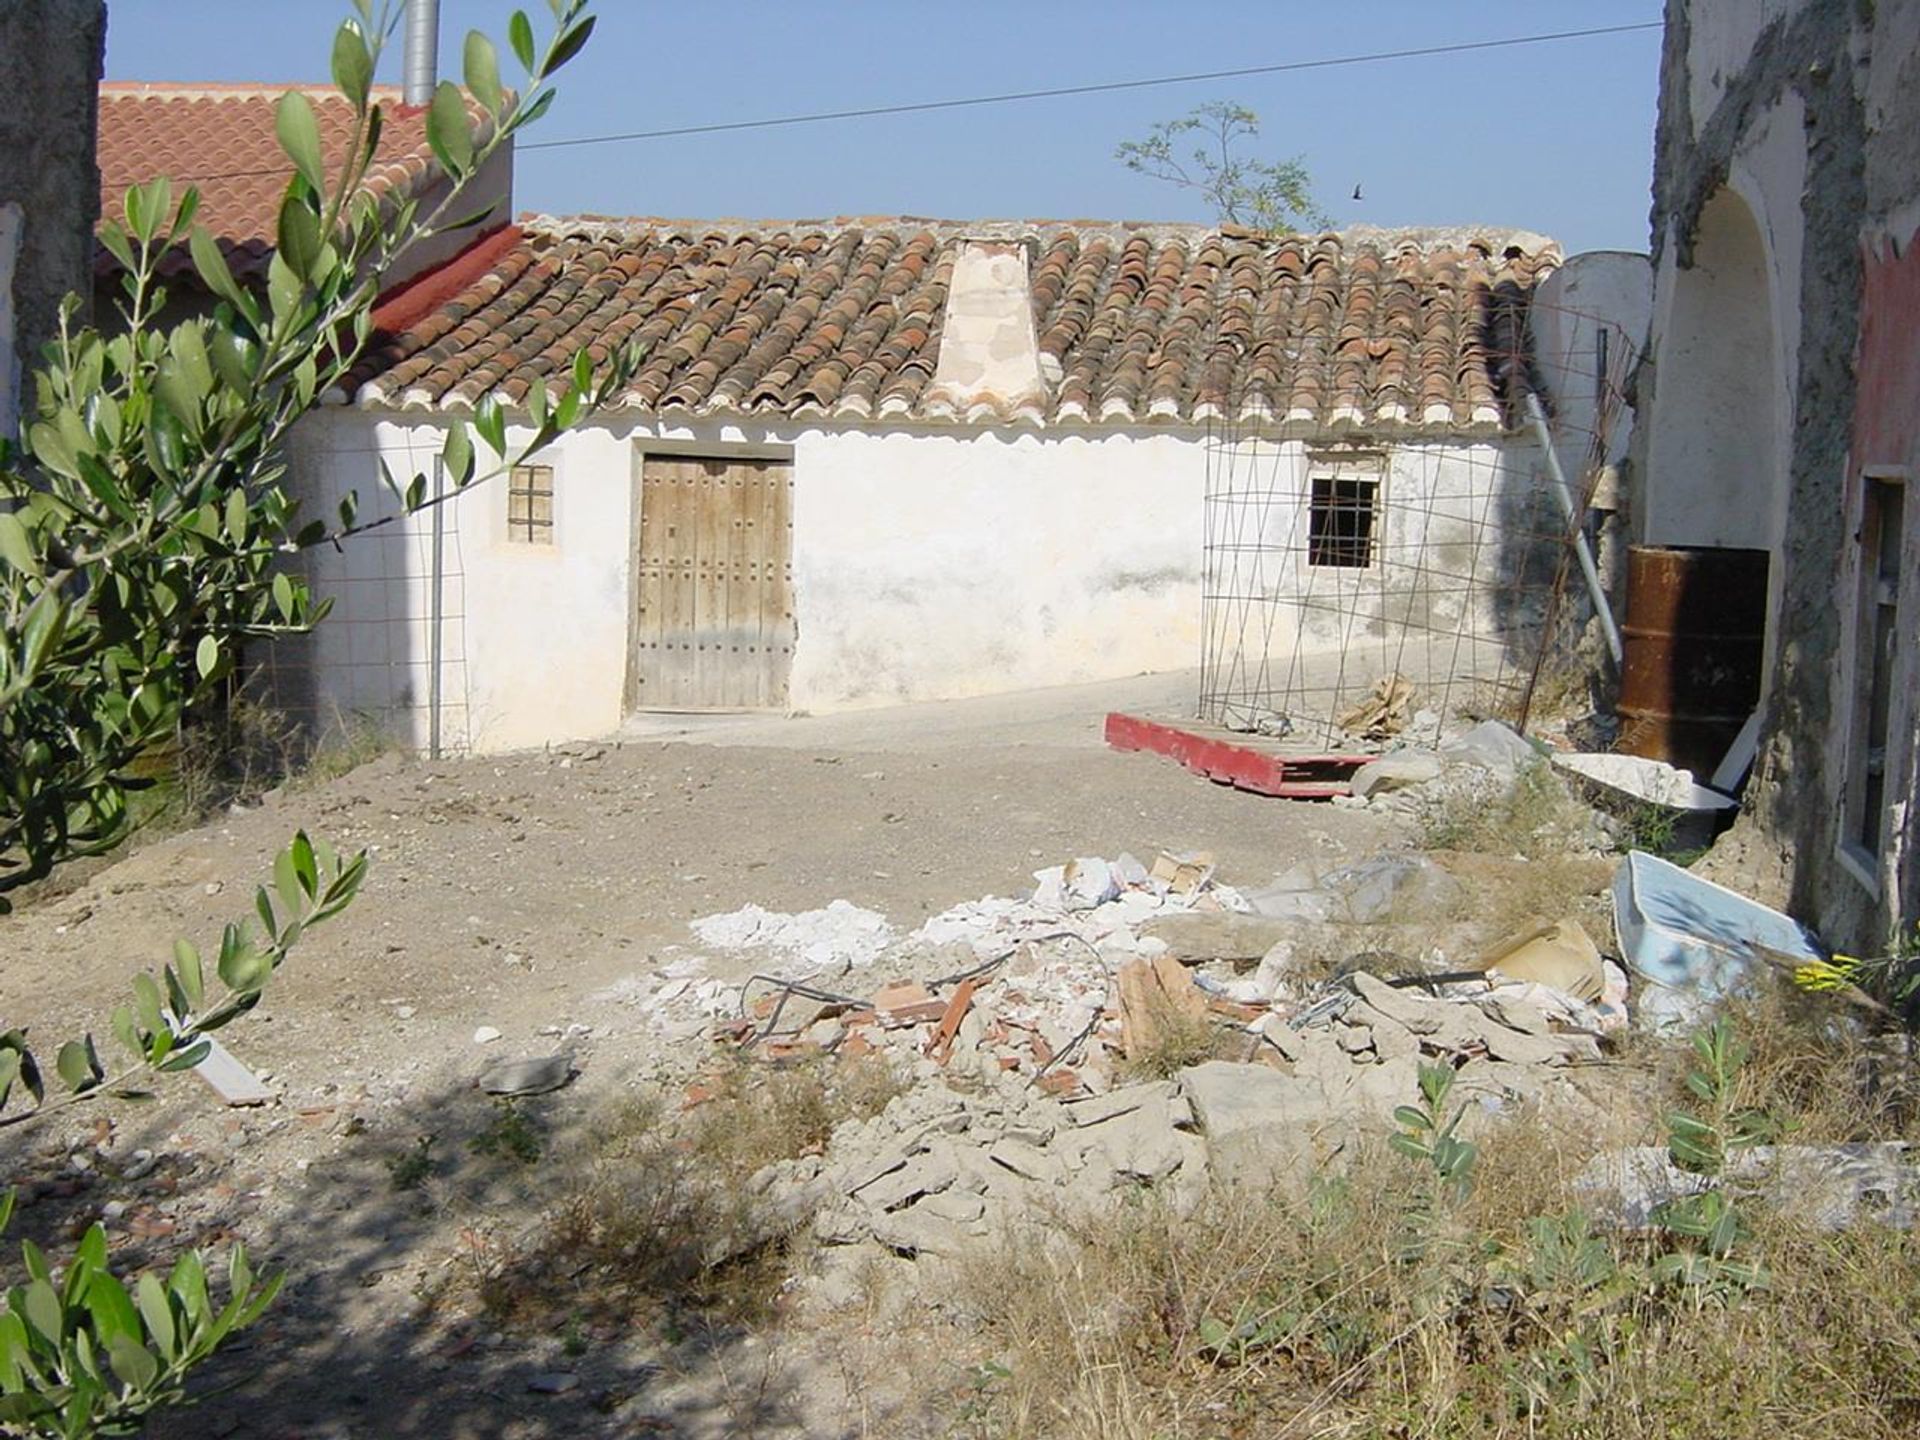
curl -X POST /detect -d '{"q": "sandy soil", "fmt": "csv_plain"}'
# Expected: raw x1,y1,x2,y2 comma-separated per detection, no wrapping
0,675,1403,1438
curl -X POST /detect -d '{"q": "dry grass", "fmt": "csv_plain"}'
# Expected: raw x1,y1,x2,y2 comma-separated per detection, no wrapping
944,1030,1920,1440
1421,761,1595,862
1119,1004,1230,1082
467,1050,906,1333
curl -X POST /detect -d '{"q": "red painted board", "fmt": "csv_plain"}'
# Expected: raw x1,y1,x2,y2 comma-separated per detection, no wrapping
1103,713,1368,798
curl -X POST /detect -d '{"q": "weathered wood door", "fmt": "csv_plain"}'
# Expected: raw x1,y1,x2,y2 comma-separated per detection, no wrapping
630,454,794,710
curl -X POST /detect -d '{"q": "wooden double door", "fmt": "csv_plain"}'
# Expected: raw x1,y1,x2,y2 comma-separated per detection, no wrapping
629,454,795,711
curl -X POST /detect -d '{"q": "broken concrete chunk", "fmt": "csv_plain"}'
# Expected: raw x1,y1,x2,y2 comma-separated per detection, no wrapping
871,1205,971,1258
1178,1060,1324,1187
477,1055,574,1097
858,1152,958,1213
1574,1143,1918,1231
988,1138,1066,1186
1349,972,1444,1035
1349,751,1444,799
1136,912,1293,964
1065,1081,1173,1128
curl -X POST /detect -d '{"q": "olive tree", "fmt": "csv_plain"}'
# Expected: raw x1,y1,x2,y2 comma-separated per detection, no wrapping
0,3,630,1432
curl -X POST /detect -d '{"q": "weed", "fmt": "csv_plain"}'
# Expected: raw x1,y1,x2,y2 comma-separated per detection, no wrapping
1117,1005,1220,1082
386,1135,435,1191
1421,761,1592,861
469,1099,543,1165
467,1052,905,1335
948,1021,1920,1440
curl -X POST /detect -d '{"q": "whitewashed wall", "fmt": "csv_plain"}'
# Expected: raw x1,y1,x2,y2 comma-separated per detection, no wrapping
278,409,1526,753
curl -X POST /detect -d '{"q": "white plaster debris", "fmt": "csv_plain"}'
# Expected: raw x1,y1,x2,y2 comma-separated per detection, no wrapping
691,899,896,971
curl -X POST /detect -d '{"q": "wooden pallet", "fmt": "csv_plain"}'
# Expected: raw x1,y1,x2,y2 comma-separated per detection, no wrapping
1103,712,1370,798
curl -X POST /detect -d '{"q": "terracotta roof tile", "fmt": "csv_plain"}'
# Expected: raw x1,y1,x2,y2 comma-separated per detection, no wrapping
97,82,496,283
349,218,1555,431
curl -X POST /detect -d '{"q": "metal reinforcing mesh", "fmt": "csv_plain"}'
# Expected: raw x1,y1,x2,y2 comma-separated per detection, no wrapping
1197,294,1639,749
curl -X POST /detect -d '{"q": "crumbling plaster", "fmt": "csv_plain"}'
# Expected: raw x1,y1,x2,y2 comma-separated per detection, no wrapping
281,409,1531,755
1644,0,1917,947
0,0,106,434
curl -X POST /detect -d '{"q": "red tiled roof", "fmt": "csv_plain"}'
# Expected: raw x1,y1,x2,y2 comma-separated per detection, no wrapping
97,83,496,282
349,217,1557,431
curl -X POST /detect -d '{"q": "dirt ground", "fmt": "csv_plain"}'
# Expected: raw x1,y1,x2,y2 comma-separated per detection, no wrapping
1,674,1417,1439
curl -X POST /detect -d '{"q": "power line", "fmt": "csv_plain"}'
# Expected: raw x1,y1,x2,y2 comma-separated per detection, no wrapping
161,21,1660,182
518,22,1662,152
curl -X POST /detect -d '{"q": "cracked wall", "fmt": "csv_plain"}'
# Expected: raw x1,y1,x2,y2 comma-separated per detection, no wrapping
1640,0,1920,945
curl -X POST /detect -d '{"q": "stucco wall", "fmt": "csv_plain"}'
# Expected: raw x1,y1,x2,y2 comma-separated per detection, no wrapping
276,411,1522,754
0,0,106,434
1643,0,1920,946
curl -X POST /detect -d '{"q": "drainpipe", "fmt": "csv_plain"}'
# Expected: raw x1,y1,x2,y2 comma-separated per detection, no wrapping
428,455,445,760
1524,390,1624,665
402,0,440,107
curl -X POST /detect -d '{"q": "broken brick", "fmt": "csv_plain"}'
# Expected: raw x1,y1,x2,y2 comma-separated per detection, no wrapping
1037,1068,1082,1096
924,978,980,1063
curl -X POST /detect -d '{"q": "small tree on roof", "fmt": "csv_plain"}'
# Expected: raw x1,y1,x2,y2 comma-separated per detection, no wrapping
1117,100,1329,234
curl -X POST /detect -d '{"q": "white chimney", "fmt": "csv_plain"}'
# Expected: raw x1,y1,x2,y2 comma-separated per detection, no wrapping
402,0,440,106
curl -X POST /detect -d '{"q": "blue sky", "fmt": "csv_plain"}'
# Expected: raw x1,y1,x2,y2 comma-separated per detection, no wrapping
103,1,1665,255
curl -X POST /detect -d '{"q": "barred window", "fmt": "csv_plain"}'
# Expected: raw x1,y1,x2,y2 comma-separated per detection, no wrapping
1307,476,1378,568
508,463,554,544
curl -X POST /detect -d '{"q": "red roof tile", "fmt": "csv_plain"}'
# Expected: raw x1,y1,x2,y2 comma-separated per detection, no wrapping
349,218,1557,431
97,83,496,282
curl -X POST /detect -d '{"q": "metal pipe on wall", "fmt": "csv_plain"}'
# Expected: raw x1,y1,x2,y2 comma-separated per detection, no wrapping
402,0,440,107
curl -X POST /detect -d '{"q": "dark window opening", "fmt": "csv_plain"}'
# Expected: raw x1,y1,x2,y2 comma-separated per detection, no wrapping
1849,477,1904,858
508,463,555,544
1308,477,1378,568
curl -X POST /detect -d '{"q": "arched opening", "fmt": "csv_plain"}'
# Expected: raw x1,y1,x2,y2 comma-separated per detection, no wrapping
1643,187,1783,551
1620,188,1786,770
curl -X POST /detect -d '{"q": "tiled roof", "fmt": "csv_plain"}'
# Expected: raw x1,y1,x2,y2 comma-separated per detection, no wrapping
350,217,1557,432
97,83,496,282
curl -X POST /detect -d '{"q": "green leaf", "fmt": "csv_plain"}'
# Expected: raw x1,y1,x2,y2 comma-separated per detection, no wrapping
196,634,220,680
158,1041,211,1073
508,10,536,70
107,1333,160,1392
0,512,39,577
131,973,166,1039
20,1280,62,1346
277,194,324,282
273,571,297,624
463,31,504,113
426,80,475,176
331,19,374,109
475,397,506,457
55,1041,96,1094
96,219,137,273
274,92,327,193
174,939,206,1012
190,226,256,320
290,832,318,899
441,421,473,487
274,846,303,917
546,16,596,72
135,1272,177,1359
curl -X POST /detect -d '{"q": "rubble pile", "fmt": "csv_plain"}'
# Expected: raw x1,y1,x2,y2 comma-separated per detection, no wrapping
747,967,1613,1281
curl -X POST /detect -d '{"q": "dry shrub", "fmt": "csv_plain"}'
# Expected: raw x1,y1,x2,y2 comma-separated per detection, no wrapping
477,1050,905,1332
948,1065,1920,1440
1422,761,1596,862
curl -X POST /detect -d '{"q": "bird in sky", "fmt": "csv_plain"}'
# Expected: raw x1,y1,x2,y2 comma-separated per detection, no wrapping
1352,183,1364,202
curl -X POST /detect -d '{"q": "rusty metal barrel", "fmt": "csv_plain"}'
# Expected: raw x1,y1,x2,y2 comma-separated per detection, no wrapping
1617,546,1769,776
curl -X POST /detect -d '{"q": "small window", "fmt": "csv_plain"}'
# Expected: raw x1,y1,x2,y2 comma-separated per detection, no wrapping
507,463,554,544
1847,475,1904,859
1308,476,1378,568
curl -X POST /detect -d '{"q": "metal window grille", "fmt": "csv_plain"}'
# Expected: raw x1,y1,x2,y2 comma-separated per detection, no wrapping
508,463,554,544
1307,477,1379,568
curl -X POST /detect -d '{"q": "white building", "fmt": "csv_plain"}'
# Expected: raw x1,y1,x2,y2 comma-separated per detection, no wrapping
276,218,1566,753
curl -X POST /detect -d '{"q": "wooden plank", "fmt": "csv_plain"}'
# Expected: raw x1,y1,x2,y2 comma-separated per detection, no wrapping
764,462,795,706
191,1035,275,1107
632,463,666,709
694,459,729,706
721,461,754,708
657,460,698,707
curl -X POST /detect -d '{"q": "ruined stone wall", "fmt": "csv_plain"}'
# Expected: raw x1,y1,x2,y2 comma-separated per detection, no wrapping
0,0,107,434
1640,0,1920,945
